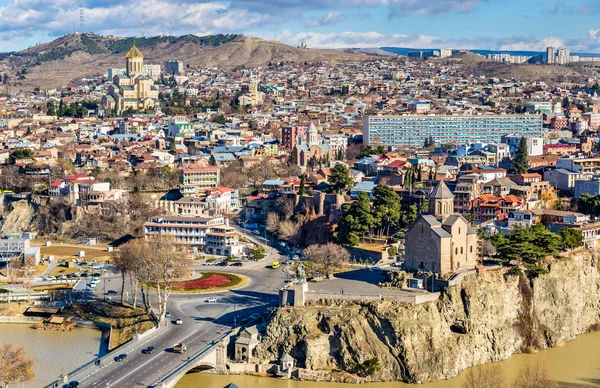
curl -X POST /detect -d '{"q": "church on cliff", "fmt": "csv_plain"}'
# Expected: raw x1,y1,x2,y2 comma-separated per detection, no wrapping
404,180,479,274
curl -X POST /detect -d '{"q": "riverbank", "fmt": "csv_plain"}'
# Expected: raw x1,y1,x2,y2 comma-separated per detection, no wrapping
176,330,600,387
252,249,600,383
0,323,108,388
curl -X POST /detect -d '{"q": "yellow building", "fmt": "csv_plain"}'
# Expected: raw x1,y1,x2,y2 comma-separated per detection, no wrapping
101,44,160,113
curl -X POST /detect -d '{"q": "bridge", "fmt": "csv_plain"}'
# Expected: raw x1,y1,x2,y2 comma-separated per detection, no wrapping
150,336,228,388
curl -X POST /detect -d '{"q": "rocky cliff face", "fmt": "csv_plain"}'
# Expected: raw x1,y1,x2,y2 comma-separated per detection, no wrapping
255,250,600,383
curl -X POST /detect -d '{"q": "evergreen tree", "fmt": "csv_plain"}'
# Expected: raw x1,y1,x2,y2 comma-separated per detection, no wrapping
46,101,56,116
58,99,64,116
298,174,306,196
416,165,422,181
372,185,401,237
328,163,354,194
511,137,529,174
404,168,413,188
561,96,570,109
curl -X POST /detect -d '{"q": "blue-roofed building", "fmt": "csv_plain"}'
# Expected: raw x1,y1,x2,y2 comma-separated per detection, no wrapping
349,180,377,199
210,153,236,166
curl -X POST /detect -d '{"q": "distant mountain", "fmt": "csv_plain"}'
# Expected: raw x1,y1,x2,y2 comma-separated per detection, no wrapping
351,48,397,57
0,33,369,90
381,47,600,58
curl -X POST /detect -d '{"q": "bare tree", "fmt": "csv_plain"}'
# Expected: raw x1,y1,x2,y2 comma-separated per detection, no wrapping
0,342,35,387
277,220,300,242
513,361,557,388
303,243,350,278
462,364,507,388
9,257,36,302
145,236,193,320
266,212,281,233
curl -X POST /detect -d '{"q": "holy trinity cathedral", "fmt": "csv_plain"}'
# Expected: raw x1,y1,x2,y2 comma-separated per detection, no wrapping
101,44,160,113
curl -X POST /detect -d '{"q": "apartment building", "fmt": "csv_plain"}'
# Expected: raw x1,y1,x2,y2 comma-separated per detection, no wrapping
144,215,243,255
363,115,545,148
180,166,220,195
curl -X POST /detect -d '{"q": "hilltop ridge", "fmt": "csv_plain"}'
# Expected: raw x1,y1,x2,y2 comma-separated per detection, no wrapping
0,33,370,90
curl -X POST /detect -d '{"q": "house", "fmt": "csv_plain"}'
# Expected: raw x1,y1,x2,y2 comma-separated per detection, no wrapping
404,181,478,274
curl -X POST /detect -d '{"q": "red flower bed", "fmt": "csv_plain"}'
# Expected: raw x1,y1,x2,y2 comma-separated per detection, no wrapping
173,274,232,290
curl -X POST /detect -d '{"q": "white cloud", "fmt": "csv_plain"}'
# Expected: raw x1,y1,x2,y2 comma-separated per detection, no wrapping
306,12,346,27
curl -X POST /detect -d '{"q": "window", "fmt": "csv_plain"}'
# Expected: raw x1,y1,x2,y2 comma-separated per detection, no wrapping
458,227,461,234
470,246,473,253
461,247,463,254
455,247,458,254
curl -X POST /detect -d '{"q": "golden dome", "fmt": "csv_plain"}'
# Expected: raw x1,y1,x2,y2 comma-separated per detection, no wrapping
125,44,144,59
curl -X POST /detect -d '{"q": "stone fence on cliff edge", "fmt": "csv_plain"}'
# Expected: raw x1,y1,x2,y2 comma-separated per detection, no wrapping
305,290,440,305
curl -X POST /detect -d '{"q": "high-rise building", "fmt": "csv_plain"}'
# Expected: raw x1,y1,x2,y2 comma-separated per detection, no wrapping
362,115,545,148
440,48,453,58
547,46,556,64
165,60,184,75
557,48,570,65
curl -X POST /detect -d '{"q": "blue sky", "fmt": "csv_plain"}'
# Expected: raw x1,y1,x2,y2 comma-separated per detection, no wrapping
0,0,599,53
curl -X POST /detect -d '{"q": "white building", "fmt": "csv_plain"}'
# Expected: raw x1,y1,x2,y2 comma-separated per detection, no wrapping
324,134,348,159
440,48,453,58
143,64,161,80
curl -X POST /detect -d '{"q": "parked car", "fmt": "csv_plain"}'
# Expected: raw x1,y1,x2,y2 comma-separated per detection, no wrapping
107,290,120,296
217,261,228,266
175,317,183,325
114,354,127,362
371,266,382,271
165,311,171,317
252,230,261,235
207,297,217,303
142,346,155,354
231,262,243,266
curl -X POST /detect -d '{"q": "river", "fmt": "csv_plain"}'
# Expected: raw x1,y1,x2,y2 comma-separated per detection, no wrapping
175,331,600,388
0,323,108,388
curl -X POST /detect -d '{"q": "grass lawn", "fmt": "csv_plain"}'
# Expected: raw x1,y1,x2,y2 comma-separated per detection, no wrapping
49,265,81,277
31,283,72,291
34,263,49,276
65,301,156,350
356,242,386,252
169,272,249,293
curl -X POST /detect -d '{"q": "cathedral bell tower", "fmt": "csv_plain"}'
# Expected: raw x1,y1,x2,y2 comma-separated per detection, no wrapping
125,44,144,76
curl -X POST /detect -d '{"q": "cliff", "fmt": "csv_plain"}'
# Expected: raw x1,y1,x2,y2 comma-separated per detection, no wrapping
255,249,600,383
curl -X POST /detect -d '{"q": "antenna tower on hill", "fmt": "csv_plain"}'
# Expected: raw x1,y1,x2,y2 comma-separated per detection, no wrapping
79,0,84,33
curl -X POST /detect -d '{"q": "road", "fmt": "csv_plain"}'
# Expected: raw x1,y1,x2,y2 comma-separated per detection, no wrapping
67,230,291,388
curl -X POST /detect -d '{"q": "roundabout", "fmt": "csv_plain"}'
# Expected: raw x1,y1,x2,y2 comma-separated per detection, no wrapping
169,272,250,294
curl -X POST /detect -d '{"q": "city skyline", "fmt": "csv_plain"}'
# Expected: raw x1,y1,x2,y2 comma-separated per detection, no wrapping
1,0,600,53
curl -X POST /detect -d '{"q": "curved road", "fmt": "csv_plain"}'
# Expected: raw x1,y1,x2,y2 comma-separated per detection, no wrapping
71,234,291,388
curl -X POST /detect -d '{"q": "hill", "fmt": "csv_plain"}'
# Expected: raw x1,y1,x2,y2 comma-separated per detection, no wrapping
0,33,370,90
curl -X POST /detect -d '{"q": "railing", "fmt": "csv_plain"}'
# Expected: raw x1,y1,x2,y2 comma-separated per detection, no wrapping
44,319,168,388
149,330,232,388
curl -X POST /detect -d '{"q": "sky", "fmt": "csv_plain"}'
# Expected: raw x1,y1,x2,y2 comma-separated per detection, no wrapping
0,0,600,53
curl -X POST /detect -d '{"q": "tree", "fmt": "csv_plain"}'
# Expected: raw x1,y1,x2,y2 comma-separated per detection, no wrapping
578,193,600,217
248,246,267,261
335,192,377,245
462,364,507,388
213,114,226,125
46,101,56,116
559,228,583,250
372,185,401,237
303,243,350,278
298,174,306,196
0,342,35,387
328,164,354,194
513,361,557,388
7,149,34,164
561,96,570,109
404,205,419,224
511,137,529,174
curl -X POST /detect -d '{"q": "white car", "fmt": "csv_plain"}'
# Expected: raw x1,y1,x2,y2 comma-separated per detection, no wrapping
175,317,183,325
206,297,217,303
